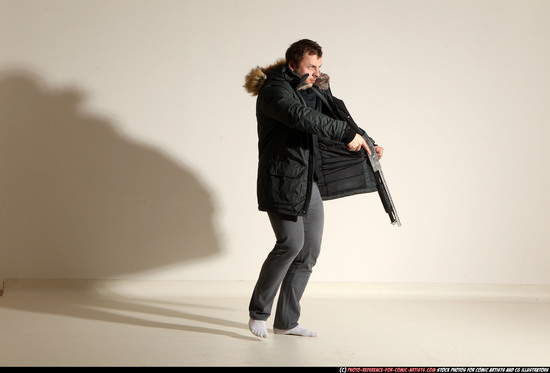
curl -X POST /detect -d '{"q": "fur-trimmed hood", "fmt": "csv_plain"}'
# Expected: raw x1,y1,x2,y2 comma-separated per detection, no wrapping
243,59,330,96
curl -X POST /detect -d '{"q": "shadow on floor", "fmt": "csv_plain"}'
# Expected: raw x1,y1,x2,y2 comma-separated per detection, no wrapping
1,279,258,341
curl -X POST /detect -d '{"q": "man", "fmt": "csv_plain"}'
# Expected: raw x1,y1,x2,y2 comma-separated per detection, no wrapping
243,39,383,338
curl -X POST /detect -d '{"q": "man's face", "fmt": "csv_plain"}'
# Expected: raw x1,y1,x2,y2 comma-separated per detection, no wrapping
289,53,322,88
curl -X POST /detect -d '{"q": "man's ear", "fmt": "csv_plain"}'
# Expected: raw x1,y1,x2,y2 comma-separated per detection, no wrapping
288,60,295,71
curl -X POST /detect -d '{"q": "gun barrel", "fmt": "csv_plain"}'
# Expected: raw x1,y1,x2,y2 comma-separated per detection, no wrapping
375,169,401,227
363,134,401,227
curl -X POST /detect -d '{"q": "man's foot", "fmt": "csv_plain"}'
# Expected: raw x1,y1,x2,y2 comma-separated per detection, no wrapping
273,325,318,337
249,318,268,338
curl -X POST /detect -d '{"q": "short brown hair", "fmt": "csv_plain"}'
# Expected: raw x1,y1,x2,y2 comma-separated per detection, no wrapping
285,39,323,67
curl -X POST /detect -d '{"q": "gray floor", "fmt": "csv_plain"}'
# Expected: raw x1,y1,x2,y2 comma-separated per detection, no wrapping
0,279,549,367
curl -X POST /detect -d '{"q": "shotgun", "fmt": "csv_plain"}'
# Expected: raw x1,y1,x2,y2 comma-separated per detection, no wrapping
364,135,401,226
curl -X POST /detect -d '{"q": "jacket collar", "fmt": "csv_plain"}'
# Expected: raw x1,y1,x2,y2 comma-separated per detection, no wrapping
244,59,330,96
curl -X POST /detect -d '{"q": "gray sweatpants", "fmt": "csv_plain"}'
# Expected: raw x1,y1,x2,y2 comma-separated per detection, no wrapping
249,182,324,330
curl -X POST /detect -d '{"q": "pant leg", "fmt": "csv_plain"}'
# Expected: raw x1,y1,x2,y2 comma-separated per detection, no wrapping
248,211,305,321
274,182,324,329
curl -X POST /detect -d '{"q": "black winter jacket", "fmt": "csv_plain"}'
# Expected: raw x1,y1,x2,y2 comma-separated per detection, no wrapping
244,60,377,216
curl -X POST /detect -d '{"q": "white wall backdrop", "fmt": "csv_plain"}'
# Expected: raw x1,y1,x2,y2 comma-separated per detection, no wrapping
1,0,549,284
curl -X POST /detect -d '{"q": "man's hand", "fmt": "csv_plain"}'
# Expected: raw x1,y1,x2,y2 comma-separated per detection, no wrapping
347,133,371,155
374,145,384,159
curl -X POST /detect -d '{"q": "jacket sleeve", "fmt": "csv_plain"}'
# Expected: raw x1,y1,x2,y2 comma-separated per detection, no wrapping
258,83,349,141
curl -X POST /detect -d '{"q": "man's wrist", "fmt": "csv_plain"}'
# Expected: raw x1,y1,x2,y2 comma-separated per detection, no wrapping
342,126,356,144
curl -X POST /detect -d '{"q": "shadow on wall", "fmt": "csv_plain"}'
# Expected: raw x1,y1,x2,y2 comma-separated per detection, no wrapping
0,70,222,279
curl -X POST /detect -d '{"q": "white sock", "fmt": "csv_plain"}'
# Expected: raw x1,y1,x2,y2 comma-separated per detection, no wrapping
273,325,318,337
249,318,268,338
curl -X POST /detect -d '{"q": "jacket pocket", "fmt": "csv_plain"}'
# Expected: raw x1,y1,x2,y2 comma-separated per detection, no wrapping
268,159,307,205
